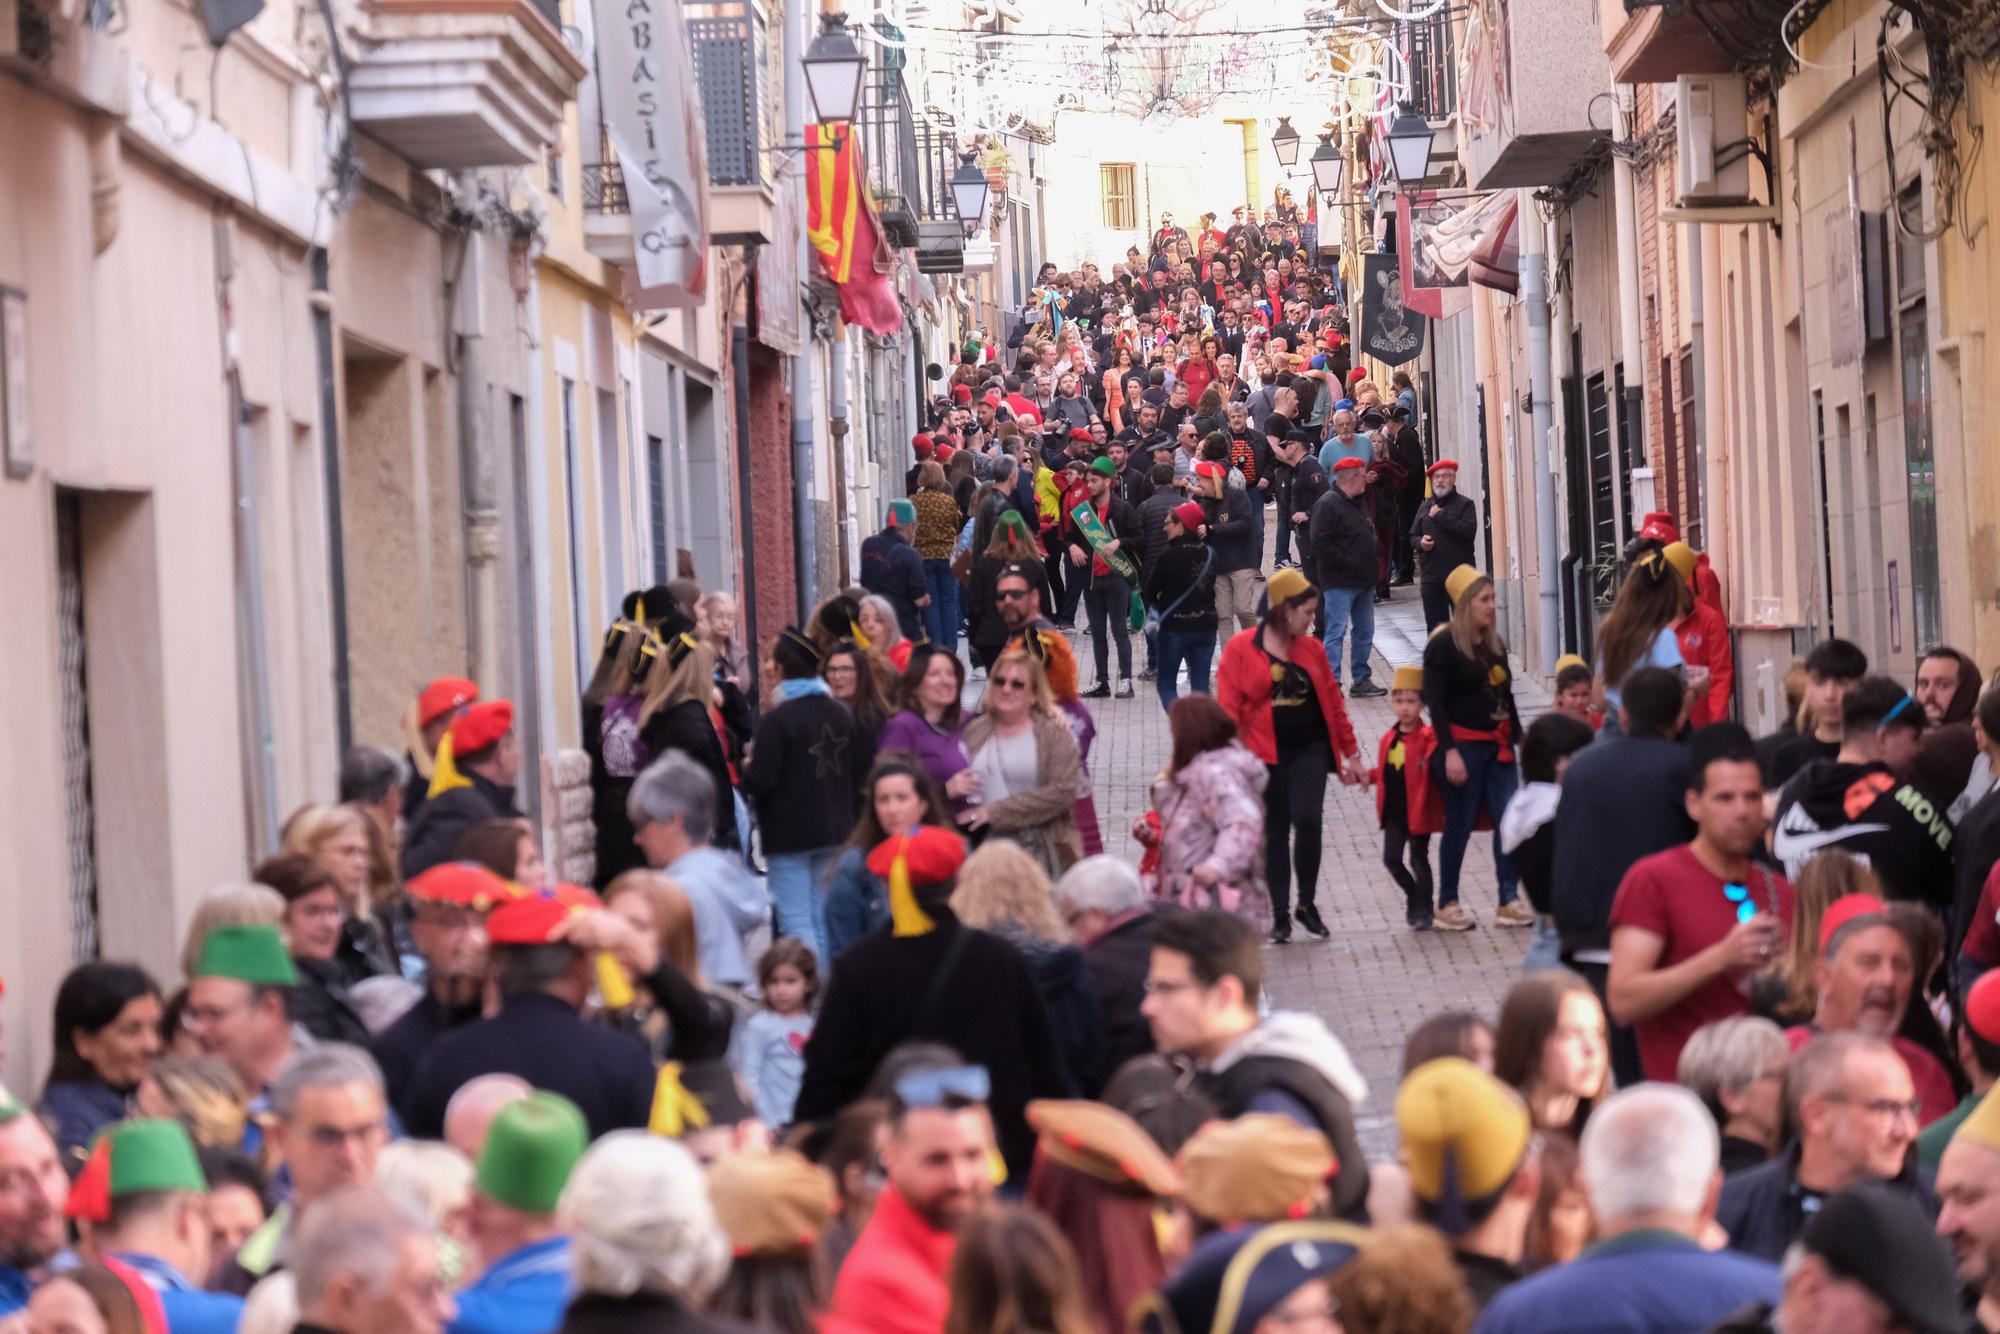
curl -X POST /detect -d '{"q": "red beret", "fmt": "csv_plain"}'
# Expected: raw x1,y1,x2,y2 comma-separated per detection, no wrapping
936,444,956,461
449,699,514,754
865,826,967,887
485,892,576,946
1069,428,1093,442
983,391,1001,406
406,862,514,909
1819,893,1890,952
952,385,972,403
1333,457,1367,472
1346,367,1367,385
64,1138,112,1222
912,433,934,457
1173,501,1207,529
1639,510,1680,543
1193,461,1226,480
1427,459,1460,475
417,676,480,727
1969,971,2000,1044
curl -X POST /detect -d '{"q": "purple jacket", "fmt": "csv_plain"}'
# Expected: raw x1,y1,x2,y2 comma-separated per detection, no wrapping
877,711,974,813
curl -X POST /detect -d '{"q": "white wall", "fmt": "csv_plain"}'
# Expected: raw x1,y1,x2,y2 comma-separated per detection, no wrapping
1038,113,1251,270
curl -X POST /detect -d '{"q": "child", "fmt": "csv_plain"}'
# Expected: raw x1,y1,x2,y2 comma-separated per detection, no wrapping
1553,655,1597,727
1373,666,1443,931
1501,713,1598,972
734,939,817,1129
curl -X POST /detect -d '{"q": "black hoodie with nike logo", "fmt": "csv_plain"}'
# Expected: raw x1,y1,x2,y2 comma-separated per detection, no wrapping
1771,758,1954,911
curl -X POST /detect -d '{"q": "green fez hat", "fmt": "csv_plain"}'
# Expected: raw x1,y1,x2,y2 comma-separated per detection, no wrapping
475,1091,589,1214
192,924,298,986
1089,456,1117,477
997,509,1031,537
108,1119,207,1197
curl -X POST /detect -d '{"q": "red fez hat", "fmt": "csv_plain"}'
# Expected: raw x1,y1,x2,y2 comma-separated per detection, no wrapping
417,677,480,727
952,385,972,403
936,444,956,461
1069,427,1093,442
1173,501,1207,529
1193,460,1226,480
1967,971,2000,1045
866,826,967,887
485,892,575,947
982,391,1001,406
912,433,934,457
406,862,513,910
547,882,604,910
449,699,514,754
1819,893,1890,952
1427,459,1460,475
1638,510,1680,543
65,1137,112,1222
1333,457,1367,472
1346,367,1367,385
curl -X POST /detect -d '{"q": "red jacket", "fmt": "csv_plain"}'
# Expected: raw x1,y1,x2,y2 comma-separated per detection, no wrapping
821,1185,954,1334
1373,721,1443,835
1675,601,1733,728
1217,628,1360,766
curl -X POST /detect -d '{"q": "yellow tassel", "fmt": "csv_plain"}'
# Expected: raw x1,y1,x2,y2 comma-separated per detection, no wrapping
987,1146,1008,1187
426,732,471,799
887,845,935,938
849,619,872,650
595,952,635,1009
648,1062,710,1138
635,596,647,624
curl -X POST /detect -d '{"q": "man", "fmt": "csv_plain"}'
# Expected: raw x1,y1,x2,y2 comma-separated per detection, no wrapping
822,1052,997,1334
443,1075,531,1163
402,700,524,879
1055,855,1155,1092
1411,460,1478,630
371,862,510,1104
1275,431,1326,576
1474,1085,1778,1333
1911,646,1983,804
628,752,768,992
1143,909,1369,1219
1160,382,1193,438
1105,440,1153,510
1152,211,1189,255
1067,456,1142,699
1194,454,1257,643
1309,457,1382,697
1785,895,1957,1123
1115,403,1171,465
1317,409,1369,471
1928,976,2000,1170
400,893,660,1141
1379,405,1427,583
184,923,301,1107
859,499,929,642
401,677,479,821
1170,420,1201,484
1717,1033,1935,1261
1398,1058,1538,1311
340,746,405,843
1772,675,1952,909
994,563,1079,701
1709,1182,1964,1334
1955,691,2000,968
1662,542,1734,728
1607,720,1791,1083
1939,1086,2000,1333
450,1093,588,1334
291,1188,456,1334
1136,461,1185,621
218,1044,391,1293
0,1092,68,1316
1760,638,1868,788
77,1119,244,1334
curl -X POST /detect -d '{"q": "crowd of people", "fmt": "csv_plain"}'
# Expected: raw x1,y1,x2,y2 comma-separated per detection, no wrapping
7,199,2000,1334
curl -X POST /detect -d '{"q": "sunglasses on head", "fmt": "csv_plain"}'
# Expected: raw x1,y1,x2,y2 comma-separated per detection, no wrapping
895,1065,990,1109
1876,693,1917,734
1722,881,1760,923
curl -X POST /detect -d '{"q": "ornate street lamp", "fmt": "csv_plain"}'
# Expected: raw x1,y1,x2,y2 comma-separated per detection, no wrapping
1270,116,1301,168
950,153,990,237
1386,102,1436,185
802,13,868,127
1310,132,1344,197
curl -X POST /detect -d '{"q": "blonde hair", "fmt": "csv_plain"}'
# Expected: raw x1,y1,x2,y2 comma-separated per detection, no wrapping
950,841,1068,944
180,883,287,980
282,803,388,917
981,648,1057,717
605,871,703,985
1447,574,1506,662
145,1056,249,1149
1762,849,1883,1021
638,636,717,728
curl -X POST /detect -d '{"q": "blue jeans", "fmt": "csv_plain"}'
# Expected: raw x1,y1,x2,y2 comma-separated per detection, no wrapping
765,849,837,960
1431,742,1520,907
1154,628,1215,709
922,559,959,654
1320,585,1375,685
1524,916,1563,972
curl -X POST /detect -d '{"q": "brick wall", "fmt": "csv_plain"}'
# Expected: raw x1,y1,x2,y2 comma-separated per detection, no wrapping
744,343,799,651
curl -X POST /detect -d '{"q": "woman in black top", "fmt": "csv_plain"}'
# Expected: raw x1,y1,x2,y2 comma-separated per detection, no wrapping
1421,567,1531,932
1143,502,1217,710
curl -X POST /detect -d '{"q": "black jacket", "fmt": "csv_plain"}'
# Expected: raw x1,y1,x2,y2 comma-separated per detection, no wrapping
1068,494,1143,587
1283,455,1327,537
1715,1140,1938,1262
400,992,658,1141
1309,484,1375,589
1410,490,1479,584
1017,938,1107,1099
1083,912,1156,1095
968,553,1051,656
1114,458,1161,510
1549,735,1692,955
401,771,522,880
741,694,862,854
1144,536,1217,634
1953,787,2000,959
1773,758,1955,912
1201,485,1258,574
860,529,927,640
289,956,370,1046
560,1291,761,1334
372,989,481,1107
595,696,741,888
1136,491,1182,580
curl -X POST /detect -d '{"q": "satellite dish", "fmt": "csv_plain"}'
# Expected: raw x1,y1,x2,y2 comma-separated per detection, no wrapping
198,0,263,46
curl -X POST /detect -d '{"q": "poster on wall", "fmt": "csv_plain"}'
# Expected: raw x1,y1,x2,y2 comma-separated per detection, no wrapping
1358,252,1426,366
593,0,710,308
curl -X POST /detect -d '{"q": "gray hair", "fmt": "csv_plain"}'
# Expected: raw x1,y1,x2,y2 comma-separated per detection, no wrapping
627,752,716,846
858,595,907,645
559,1132,729,1303
1677,1016,1789,1125
1055,855,1147,917
991,455,1018,485
374,1141,474,1232
338,746,404,806
269,1044,384,1121
1578,1083,1718,1224
291,1188,428,1310
1785,1032,1892,1123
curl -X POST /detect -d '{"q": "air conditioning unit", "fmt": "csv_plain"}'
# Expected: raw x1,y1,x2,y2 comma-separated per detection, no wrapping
1674,74,1753,207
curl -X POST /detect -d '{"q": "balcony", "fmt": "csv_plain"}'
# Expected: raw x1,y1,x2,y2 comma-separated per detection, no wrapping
688,0,778,246
347,0,587,169
1599,0,1738,83
581,157,631,263
857,66,924,248
1460,0,1614,189
911,119,963,272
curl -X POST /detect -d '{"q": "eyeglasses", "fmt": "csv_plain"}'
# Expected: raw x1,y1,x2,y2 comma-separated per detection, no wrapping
895,1065,990,1108
1823,1094,1922,1124
1142,978,1201,997
992,677,1030,692
1721,882,1761,924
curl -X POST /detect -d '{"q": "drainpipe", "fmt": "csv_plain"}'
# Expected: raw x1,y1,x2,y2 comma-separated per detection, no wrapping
827,327,851,592
451,200,502,691
787,0,818,619
1687,221,1709,552
734,312,762,707
309,247,353,753
1612,94,1645,543
1519,189,1561,677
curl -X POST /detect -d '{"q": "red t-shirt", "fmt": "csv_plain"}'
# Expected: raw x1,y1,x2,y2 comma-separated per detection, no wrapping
1609,845,1796,1082
1962,862,2000,968
1781,1026,1959,1127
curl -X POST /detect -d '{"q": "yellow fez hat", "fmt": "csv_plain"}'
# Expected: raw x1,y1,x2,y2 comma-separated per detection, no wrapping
1177,1114,1336,1225
1396,1058,1532,1222
1444,565,1485,606
1662,541,1699,584
706,1150,837,1257
1266,567,1317,609
1954,1083,2000,1154
1553,654,1587,676
1027,1100,1182,1198
1391,665,1423,692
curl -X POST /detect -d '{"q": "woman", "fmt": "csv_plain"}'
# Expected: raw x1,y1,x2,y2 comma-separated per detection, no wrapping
133,1056,249,1155
1402,1010,1496,1075
706,1151,833,1334
282,805,397,982
1023,1102,1176,1334
1421,567,1531,931
1593,548,1690,733
855,595,913,675
1522,1132,1589,1271
823,757,954,961
961,648,1084,878
951,841,1102,1095
878,647,981,818
456,817,550,887
811,1098,886,1278
255,854,369,1045
1324,1224,1475,1334
38,963,163,1170
943,1204,1093,1334
822,640,892,780
1676,1015,1790,1175
1145,696,1265,916
555,1133,738,1334
696,591,751,690
1216,569,1363,945
1754,848,1881,1022
966,513,1051,669
636,630,739,857
1101,346,1136,413
26,1266,159,1334
1142,503,1217,709
605,871,735,1061
1493,971,1608,1136
911,464,965,655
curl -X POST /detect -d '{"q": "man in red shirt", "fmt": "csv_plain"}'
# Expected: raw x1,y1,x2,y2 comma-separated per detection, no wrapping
1608,723,1794,1081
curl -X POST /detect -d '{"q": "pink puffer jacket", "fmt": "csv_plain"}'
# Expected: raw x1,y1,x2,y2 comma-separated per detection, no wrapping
1148,740,1268,914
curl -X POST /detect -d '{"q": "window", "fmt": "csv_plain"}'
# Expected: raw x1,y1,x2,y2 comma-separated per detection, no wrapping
1101,163,1136,230
546,145,564,201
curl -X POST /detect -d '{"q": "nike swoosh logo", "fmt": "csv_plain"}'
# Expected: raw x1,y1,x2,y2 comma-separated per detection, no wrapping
1771,813,1891,875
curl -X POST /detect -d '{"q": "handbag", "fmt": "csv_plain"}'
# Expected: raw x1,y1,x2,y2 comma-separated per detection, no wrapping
1144,547,1215,638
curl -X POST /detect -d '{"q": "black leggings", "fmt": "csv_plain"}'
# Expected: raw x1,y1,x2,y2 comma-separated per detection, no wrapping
1383,824,1434,918
1265,745,1330,920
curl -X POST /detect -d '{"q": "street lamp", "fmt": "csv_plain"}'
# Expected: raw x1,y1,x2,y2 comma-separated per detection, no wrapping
1386,102,1436,186
950,153,990,237
802,12,868,127
1310,132,1344,197
1270,116,1301,168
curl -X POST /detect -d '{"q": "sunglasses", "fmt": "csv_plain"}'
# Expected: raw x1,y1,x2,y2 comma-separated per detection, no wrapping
895,1065,990,1108
996,588,1033,601
992,676,1030,691
1722,881,1760,923
1876,693,1917,734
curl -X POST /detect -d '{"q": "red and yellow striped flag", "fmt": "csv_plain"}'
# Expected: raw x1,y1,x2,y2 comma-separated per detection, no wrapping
806,123,904,334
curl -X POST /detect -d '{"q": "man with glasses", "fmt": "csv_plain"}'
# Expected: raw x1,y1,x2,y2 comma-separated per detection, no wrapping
822,1051,998,1334
1717,1033,1936,1261
184,924,302,1113
452,1093,588,1334
371,862,511,1106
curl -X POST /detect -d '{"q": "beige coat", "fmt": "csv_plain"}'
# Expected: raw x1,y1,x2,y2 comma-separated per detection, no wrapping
962,708,1085,877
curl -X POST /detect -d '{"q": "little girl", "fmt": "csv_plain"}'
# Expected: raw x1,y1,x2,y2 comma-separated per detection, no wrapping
734,939,817,1128
1374,665,1443,931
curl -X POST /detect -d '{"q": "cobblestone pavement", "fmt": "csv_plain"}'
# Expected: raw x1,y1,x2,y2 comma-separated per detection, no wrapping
1051,566,1553,1157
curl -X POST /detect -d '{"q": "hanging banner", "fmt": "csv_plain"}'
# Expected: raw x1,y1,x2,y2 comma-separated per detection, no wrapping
592,0,710,308
1359,251,1426,365
756,179,804,354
